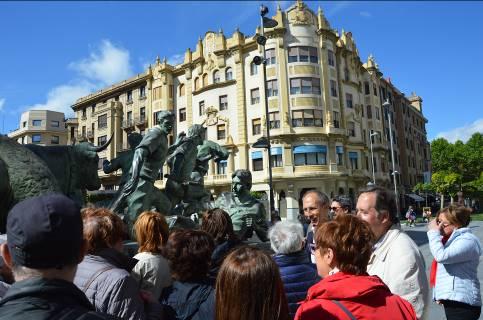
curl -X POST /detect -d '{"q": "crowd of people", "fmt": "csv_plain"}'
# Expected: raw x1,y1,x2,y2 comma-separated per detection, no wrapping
0,185,480,320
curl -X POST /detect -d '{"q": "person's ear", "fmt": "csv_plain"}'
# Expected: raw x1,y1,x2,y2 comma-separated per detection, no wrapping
379,210,391,224
0,243,13,269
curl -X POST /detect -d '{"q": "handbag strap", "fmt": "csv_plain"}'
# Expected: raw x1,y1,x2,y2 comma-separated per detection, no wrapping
331,300,357,320
82,265,115,293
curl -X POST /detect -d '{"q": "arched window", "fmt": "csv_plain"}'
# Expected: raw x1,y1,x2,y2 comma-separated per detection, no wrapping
179,83,185,96
202,74,208,87
213,70,221,84
194,77,200,91
225,67,233,80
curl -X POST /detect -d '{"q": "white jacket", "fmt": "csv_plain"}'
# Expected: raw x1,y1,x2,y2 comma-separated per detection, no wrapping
367,225,429,319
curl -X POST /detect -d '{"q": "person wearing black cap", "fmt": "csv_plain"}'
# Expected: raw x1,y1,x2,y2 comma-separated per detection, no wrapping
0,193,119,319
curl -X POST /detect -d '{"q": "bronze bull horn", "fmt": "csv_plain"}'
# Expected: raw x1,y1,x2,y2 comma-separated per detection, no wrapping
91,133,114,152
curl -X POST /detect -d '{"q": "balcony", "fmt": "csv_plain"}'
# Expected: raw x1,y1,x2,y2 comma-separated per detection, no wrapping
135,115,147,128
121,119,135,132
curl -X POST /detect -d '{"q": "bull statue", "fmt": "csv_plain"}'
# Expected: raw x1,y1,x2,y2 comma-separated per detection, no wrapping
0,134,112,231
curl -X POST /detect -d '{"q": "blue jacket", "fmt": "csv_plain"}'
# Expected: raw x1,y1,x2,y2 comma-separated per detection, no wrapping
160,280,215,320
273,250,319,318
428,227,482,306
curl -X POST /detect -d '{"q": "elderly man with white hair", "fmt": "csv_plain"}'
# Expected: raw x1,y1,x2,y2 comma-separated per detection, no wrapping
269,220,318,318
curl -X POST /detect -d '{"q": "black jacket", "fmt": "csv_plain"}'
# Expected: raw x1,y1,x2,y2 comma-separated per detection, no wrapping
208,239,241,282
160,280,215,320
0,277,118,319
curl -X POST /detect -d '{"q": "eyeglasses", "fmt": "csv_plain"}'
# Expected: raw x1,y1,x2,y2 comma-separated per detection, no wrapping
330,206,342,211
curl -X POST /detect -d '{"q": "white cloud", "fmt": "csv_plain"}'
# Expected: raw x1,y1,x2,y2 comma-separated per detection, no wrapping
21,39,134,118
168,53,185,66
26,81,95,118
436,118,483,143
0,98,5,112
360,11,372,18
327,1,352,17
69,40,133,86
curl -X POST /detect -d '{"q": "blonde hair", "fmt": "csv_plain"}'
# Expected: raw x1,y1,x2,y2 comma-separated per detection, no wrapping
440,205,471,228
134,211,169,254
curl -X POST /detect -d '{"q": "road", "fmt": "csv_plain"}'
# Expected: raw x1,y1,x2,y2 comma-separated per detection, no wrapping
402,220,483,320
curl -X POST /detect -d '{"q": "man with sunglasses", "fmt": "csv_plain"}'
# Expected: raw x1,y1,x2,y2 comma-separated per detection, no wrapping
329,196,352,219
302,190,329,263
356,185,429,319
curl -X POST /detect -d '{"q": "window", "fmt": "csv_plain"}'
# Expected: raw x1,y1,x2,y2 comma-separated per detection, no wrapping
348,121,355,137
330,80,337,97
98,114,107,129
366,105,372,119
364,82,370,95
362,129,366,143
293,145,327,165
127,91,133,102
217,160,227,174
336,146,344,165
179,84,185,96
217,124,226,140
333,111,340,128
251,88,260,104
252,118,261,135
225,67,233,80
82,126,86,136
288,46,318,63
22,121,27,128
373,84,378,96
269,112,280,129
199,101,205,115
349,152,359,170
127,111,132,123
153,86,162,100
375,107,380,120
271,149,283,167
344,67,349,81
202,74,208,86
140,107,146,121
213,70,221,83
290,77,320,95
328,50,335,66
250,62,258,75
51,120,60,127
169,85,174,98
51,135,59,144
252,151,263,171
265,48,276,65
194,77,200,91
98,157,106,170
91,104,96,113
219,95,228,111
266,79,278,97
32,120,41,126
140,86,146,98
32,134,41,143
82,108,87,118
179,108,186,122
98,135,107,146
345,93,353,108
291,109,323,127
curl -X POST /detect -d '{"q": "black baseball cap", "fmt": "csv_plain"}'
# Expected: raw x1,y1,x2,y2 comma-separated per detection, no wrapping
7,193,83,269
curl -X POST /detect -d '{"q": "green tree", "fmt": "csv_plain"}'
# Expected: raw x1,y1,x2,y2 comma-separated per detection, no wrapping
413,182,432,207
431,171,461,207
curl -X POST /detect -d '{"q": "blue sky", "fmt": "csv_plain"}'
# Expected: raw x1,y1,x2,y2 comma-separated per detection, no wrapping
1,1,482,142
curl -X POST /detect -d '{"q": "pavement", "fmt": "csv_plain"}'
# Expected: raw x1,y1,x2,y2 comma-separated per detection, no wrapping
401,220,483,320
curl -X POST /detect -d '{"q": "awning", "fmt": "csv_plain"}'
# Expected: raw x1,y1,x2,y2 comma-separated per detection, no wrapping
293,145,327,154
407,193,425,202
348,151,358,159
251,151,263,159
271,147,283,155
336,146,344,153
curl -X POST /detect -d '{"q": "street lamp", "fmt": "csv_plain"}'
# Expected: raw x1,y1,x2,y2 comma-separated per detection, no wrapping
382,99,400,219
252,4,278,221
369,131,379,185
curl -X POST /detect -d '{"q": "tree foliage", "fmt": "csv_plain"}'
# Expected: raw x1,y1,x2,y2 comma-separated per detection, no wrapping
430,133,483,201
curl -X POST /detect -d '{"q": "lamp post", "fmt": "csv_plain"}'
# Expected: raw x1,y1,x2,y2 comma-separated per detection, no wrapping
369,131,379,184
382,99,400,219
253,4,278,221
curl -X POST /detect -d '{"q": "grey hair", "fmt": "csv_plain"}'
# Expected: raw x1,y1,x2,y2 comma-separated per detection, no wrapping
269,220,304,255
302,190,330,206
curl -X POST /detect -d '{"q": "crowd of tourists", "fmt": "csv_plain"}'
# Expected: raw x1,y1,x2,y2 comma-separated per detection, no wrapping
0,185,480,320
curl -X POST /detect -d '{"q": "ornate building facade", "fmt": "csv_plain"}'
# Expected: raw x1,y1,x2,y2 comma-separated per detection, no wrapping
72,1,430,217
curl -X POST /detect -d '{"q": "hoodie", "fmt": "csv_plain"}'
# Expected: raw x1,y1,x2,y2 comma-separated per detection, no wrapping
295,272,416,320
